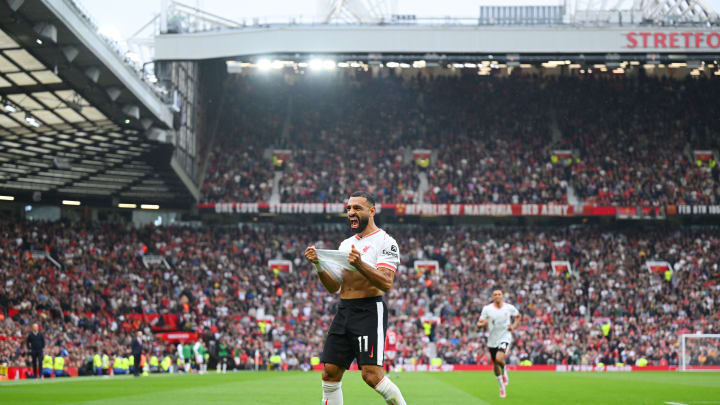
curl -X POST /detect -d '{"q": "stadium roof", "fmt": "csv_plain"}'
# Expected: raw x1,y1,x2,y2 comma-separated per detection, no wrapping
153,1,719,61
0,0,195,208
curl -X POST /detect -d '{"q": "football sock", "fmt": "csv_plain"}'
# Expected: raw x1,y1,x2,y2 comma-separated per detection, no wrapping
322,381,343,405
374,376,407,405
497,375,505,388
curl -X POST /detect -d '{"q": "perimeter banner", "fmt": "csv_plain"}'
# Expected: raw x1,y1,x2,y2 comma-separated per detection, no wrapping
155,332,198,343
199,202,720,217
676,205,720,215
201,202,578,216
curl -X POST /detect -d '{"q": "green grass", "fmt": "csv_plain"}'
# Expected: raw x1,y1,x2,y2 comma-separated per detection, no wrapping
1,371,719,405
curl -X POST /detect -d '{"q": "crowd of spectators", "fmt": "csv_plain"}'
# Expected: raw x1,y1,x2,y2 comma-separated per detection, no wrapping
553,75,720,206
2,219,718,372
200,71,719,206
277,74,422,202
419,75,566,204
201,76,288,202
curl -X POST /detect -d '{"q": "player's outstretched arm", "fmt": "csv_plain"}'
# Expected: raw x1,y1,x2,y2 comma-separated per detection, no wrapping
348,245,395,292
304,246,341,293
508,313,521,332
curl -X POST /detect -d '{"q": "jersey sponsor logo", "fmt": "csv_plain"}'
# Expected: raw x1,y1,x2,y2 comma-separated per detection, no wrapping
382,249,399,258
390,245,397,252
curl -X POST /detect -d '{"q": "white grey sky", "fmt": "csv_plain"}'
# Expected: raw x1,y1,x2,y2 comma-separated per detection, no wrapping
79,0,720,42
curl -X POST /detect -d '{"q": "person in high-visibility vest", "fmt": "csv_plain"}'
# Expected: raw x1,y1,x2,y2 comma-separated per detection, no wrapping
121,356,130,374
423,321,432,336
601,322,611,338
149,355,159,373
41,353,53,378
113,355,126,375
664,268,673,283
102,353,110,375
161,355,172,373
93,353,103,376
270,354,282,371
272,154,284,171
53,354,65,377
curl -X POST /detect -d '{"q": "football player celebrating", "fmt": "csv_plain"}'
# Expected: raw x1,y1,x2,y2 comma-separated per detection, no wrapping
305,191,407,405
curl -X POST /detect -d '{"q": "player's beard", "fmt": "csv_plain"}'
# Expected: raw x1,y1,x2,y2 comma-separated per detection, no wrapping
348,214,369,234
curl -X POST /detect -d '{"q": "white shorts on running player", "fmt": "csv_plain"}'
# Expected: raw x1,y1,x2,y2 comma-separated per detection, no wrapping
488,331,513,349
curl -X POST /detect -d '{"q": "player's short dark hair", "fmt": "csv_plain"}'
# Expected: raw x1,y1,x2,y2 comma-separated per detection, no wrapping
349,191,375,207
492,286,503,292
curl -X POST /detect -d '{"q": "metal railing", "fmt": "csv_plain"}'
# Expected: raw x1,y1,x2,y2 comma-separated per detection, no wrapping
64,0,170,102
157,3,719,36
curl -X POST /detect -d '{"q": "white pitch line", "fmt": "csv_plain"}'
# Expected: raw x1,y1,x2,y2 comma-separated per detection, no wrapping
665,402,688,405
0,373,193,387
0,375,131,387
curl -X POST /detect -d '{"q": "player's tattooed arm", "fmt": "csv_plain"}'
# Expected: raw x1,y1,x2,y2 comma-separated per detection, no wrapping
348,244,395,292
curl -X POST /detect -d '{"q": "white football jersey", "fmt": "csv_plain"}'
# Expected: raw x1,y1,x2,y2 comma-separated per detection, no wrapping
338,228,400,272
480,302,519,348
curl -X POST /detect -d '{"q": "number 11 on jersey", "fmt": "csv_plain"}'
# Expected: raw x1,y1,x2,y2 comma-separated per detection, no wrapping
358,335,368,352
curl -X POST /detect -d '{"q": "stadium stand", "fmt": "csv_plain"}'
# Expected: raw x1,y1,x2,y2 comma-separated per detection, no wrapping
201,73,720,206
2,220,718,371
553,76,720,206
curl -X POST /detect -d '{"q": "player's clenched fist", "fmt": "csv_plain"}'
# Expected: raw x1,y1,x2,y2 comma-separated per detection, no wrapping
304,246,319,264
348,245,362,268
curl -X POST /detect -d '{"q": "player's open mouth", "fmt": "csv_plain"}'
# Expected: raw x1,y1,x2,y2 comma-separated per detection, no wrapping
349,216,359,228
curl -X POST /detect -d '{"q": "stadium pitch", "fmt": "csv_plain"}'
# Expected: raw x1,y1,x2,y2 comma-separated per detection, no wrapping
2,371,719,405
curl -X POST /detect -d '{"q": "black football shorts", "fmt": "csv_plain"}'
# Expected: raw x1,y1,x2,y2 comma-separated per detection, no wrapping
321,296,388,369
489,341,511,362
